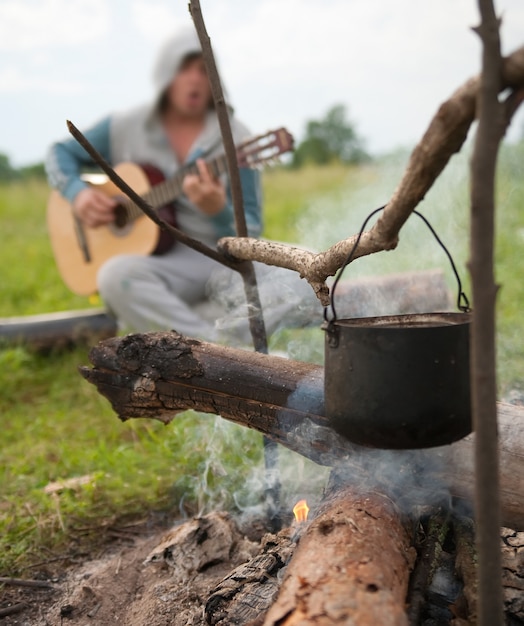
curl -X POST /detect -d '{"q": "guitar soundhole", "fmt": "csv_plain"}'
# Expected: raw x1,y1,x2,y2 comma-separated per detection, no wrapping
114,204,129,228
109,204,133,237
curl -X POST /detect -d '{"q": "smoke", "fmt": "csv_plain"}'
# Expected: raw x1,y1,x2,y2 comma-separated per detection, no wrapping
296,150,470,288
283,416,472,520
183,150,478,525
206,261,324,344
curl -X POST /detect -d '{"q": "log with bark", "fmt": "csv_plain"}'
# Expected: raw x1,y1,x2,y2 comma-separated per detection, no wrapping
261,485,417,626
80,328,524,532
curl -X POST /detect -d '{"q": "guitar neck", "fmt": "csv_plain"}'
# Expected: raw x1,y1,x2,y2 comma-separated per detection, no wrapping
125,154,229,219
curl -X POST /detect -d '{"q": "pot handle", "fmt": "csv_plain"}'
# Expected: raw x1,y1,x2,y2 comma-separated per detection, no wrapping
323,205,471,326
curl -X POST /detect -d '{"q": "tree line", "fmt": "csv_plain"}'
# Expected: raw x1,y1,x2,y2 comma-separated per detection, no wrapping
0,153,46,182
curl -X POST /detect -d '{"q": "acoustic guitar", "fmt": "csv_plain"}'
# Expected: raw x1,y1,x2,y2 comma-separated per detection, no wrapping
47,128,294,296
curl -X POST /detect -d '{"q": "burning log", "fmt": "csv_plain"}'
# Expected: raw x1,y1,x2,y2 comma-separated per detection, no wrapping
262,485,416,626
80,330,524,531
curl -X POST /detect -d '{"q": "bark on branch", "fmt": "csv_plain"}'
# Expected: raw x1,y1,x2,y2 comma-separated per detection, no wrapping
218,45,524,305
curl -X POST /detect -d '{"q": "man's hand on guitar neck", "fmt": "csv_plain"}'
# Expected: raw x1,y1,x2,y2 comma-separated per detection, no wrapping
73,188,118,228
182,159,226,216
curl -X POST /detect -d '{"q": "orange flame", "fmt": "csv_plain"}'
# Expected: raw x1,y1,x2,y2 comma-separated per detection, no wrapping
293,499,309,523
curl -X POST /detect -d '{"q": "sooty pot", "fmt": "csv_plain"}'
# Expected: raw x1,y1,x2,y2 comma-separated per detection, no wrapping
323,311,472,449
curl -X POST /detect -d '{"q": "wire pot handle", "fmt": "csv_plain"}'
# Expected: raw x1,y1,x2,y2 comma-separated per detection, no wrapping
323,205,471,326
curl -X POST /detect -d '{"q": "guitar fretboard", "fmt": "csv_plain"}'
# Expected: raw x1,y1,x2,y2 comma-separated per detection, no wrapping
123,154,231,219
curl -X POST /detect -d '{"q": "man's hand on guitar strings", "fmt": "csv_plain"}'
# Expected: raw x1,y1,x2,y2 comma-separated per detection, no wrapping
73,187,118,228
182,158,226,216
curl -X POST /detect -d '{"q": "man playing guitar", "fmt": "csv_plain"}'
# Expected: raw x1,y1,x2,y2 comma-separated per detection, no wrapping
45,26,262,341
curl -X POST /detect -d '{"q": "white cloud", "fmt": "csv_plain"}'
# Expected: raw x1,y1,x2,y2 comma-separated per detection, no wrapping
0,0,110,50
1,0,523,165
0,67,86,94
131,0,199,44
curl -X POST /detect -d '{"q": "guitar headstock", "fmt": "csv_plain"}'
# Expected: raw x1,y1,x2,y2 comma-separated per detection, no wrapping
236,128,294,168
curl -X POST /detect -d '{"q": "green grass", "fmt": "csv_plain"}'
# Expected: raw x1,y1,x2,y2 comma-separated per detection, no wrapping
1,147,524,575
262,162,362,242
0,173,335,576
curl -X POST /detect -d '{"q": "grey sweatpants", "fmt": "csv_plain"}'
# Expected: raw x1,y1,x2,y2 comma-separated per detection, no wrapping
97,243,222,341
97,243,321,343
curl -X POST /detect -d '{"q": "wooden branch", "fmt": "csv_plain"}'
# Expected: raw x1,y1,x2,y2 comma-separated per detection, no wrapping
0,604,27,619
188,0,277,527
0,576,55,589
218,45,524,305
469,2,506,623
79,330,524,531
188,0,268,352
262,486,416,626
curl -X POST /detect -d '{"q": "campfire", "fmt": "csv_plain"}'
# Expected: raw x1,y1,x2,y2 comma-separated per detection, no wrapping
79,330,524,624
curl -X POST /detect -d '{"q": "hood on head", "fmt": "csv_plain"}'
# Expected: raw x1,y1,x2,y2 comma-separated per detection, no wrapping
151,25,231,112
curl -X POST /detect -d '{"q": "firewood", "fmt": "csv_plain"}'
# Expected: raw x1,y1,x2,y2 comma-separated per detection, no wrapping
500,527,524,619
144,511,258,583
80,329,524,532
452,518,524,623
205,529,296,625
262,485,416,626
406,509,450,624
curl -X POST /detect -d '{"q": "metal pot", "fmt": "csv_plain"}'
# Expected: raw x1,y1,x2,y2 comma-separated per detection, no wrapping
323,311,472,449
322,207,472,450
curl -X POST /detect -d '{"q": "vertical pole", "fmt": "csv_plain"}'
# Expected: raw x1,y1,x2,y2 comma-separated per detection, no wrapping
469,1,505,623
189,0,281,530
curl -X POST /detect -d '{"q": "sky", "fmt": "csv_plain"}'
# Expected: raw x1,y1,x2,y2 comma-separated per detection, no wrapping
1,0,523,167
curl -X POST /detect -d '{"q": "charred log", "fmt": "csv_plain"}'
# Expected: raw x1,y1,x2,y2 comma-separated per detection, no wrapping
205,529,296,625
407,509,451,625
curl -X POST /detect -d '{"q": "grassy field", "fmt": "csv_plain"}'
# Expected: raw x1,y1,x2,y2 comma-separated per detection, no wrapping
1,148,523,575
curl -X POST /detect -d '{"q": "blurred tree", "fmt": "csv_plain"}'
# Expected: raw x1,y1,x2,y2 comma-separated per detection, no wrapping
0,154,46,182
20,162,46,179
292,104,369,167
0,153,17,182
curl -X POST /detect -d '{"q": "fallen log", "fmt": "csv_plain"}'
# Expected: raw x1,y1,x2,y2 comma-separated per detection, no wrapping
0,308,117,351
80,331,524,531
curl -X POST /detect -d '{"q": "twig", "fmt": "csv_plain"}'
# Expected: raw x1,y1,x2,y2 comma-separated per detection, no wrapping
66,120,241,272
0,576,55,589
503,85,524,129
0,603,28,618
469,1,506,624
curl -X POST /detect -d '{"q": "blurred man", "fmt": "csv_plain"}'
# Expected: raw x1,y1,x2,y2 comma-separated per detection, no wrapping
46,27,262,341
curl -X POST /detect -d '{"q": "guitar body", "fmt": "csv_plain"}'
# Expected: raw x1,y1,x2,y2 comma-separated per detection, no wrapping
47,162,161,296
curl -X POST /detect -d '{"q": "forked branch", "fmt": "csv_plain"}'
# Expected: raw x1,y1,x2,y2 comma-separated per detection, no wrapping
218,45,524,305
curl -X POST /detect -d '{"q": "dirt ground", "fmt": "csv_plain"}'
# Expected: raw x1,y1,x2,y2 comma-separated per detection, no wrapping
0,511,274,626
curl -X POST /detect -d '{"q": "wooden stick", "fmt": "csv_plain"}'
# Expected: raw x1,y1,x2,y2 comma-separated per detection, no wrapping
66,120,240,272
469,2,506,623
0,603,27,618
0,576,55,589
189,0,279,528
